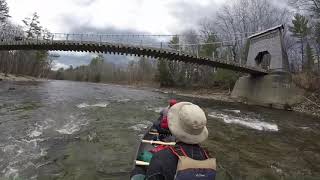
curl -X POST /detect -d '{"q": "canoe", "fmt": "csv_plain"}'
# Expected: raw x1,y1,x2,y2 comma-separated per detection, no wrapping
130,126,175,180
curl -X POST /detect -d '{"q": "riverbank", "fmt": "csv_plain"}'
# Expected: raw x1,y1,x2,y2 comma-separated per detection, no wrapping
0,73,45,82
96,81,320,117
148,86,320,118
293,92,320,117
153,87,234,102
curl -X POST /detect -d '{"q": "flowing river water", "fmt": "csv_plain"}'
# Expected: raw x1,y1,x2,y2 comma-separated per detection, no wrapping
0,80,319,180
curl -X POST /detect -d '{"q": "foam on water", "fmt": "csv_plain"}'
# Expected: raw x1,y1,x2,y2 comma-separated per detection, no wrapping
129,124,148,132
28,130,42,138
209,112,279,132
28,119,55,138
224,109,241,114
76,102,109,108
117,99,130,103
76,103,89,108
56,115,89,135
147,107,166,113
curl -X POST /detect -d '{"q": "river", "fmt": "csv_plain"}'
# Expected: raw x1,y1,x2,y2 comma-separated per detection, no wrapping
0,80,319,180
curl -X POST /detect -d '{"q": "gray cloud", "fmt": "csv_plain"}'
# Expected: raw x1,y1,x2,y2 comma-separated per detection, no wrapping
74,0,99,6
167,1,219,32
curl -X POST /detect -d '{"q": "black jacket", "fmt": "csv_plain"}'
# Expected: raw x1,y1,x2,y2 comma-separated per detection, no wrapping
145,142,209,180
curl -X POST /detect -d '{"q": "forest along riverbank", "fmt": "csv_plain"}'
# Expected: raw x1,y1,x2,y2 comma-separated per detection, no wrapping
0,80,319,179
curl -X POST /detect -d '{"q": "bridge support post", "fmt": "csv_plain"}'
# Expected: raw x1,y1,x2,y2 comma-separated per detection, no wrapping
231,25,304,109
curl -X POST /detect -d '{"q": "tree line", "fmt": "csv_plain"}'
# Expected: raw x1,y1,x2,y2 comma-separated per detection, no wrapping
0,0,53,78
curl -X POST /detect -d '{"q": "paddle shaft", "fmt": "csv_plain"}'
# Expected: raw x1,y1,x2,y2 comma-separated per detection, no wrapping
142,140,176,146
136,160,150,166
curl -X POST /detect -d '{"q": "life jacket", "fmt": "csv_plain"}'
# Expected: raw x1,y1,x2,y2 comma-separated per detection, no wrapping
169,146,216,180
160,116,169,129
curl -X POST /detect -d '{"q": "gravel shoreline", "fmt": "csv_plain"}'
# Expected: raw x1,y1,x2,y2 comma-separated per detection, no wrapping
0,73,45,82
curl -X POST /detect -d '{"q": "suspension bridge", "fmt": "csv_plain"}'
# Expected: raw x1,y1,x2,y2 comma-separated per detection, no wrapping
0,25,305,109
0,32,268,75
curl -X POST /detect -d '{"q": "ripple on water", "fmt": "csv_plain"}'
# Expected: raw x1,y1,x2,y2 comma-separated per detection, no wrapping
1,137,46,179
209,111,279,132
3,166,19,179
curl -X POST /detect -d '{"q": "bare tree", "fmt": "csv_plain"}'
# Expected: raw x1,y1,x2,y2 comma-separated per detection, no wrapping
215,0,290,63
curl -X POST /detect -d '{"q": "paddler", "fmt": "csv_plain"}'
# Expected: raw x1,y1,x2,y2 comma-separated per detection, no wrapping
146,102,216,180
152,99,177,135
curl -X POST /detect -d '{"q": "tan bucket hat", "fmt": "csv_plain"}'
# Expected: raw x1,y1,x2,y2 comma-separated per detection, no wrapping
168,102,208,144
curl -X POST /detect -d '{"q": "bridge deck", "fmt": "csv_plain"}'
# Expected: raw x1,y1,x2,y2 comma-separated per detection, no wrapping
0,40,268,75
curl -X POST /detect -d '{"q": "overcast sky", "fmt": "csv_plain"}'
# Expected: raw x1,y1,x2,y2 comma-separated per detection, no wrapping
7,0,224,34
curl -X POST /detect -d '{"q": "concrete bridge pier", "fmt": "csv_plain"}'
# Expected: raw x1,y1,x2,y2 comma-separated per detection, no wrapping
231,25,304,109
231,72,303,109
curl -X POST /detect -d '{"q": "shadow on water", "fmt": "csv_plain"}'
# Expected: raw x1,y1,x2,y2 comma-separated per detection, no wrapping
0,80,319,180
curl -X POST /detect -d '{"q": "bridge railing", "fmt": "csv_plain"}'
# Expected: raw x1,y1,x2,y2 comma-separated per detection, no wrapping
0,32,251,68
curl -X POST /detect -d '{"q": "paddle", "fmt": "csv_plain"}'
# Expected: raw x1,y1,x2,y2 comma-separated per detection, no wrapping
148,132,159,135
142,140,176,146
136,160,150,166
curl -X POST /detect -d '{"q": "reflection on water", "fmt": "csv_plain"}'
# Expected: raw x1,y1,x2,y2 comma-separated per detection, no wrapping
0,80,319,179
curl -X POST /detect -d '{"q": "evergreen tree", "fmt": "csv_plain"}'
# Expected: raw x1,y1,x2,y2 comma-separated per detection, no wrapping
316,23,320,72
157,58,172,87
167,36,180,86
89,54,104,82
200,34,218,57
0,0,10,23
22,12,42,39
168,35,180,50
289,14,311,71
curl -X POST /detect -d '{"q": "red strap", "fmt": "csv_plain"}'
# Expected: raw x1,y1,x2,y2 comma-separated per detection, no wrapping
169,146,180,157
170,146,210,159
179,146,188,157
169,146,189,157
203,149,209,159
150,145,169,153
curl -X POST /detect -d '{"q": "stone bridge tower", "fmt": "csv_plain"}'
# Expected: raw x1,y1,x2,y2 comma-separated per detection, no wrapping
246,25,289,72
231,25,303,109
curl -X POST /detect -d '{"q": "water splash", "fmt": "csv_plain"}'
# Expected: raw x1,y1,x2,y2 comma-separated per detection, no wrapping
209,112,279,132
